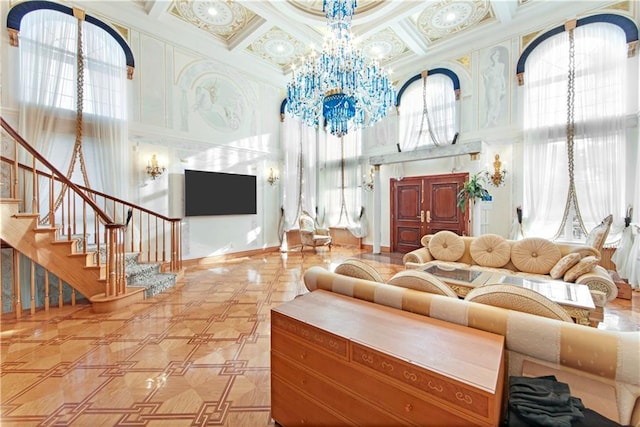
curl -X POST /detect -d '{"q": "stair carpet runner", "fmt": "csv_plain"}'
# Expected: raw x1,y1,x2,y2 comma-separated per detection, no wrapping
122,252,177,298
87,241,177,299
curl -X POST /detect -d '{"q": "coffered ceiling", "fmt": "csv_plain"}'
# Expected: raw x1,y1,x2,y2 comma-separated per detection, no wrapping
86,0,624,83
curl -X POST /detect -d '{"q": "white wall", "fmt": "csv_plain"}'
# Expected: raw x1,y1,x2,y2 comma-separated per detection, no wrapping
120,24,283,260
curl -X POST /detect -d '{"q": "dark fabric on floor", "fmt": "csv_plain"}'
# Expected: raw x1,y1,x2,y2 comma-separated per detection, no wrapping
504,376,623,427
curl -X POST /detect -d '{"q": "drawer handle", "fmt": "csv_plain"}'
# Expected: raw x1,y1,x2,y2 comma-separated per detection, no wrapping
405,403,413,412
361,354,374,364
428,381,443,392
299,351,307,360
455,391,473,404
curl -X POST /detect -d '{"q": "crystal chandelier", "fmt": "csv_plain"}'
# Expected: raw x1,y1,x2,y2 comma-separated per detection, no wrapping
286,0,396,137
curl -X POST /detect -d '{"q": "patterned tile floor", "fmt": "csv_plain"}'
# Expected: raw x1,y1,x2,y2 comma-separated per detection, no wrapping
1,247,638,426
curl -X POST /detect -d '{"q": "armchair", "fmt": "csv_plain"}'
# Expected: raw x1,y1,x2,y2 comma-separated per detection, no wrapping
299,212,331,251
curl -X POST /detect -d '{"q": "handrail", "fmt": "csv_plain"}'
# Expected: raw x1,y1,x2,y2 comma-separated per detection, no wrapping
1,117,115,225
3,157,179,222
0,120,182,271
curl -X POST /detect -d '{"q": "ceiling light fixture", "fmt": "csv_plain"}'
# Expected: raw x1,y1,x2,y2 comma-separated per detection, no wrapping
286,0,396,137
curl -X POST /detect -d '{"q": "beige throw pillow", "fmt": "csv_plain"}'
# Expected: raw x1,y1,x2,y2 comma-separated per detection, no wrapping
428,230,465,262
470,234,511,267
563,255,599,282
549,253,581,279
511,238,562,275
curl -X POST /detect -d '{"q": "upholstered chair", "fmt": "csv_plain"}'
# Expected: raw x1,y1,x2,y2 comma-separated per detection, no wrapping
334,259,384,282
585,214,613,255
299,212,331,251
387,270,458,298
464,284,574,322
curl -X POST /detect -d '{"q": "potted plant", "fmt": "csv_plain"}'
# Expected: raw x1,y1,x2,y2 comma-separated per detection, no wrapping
457,173,491,211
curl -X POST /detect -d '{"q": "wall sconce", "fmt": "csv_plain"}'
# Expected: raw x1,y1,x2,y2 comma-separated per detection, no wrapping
484,154,507,187
363,167,374,192
146,154,166,180
267,168,279,186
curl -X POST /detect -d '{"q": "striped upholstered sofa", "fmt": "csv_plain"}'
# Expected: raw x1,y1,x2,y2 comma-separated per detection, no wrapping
303,266,640,426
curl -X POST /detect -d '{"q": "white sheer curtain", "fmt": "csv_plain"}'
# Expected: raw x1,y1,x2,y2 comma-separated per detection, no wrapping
18,10,77,215
398,73,457,150
318,130,364,235
396,73,457,178
82,20,129,208
281,115,316,231
522,23,628,239
18,9,129,221
572,23,627,232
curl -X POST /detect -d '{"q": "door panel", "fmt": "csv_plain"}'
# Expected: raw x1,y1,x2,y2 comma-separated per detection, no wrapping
391,178,423,253
391,173,468,253
426,175,467,236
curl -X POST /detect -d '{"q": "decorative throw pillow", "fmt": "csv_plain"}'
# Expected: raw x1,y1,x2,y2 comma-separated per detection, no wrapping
549,253,581,279
470,234,511,268
428,230,465,262
511,238,562,275
563,255,599,282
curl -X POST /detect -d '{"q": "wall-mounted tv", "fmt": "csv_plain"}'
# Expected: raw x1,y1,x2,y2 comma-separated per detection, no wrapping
184,169,256,216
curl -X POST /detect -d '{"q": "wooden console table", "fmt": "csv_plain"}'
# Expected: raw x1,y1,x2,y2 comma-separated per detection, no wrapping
271,290,505,426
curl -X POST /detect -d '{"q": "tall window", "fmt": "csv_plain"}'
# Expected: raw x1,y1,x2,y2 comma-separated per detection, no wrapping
19,11,126,118
398,72,458,151
16,7,130,203
318,130,364,233
521,20,631,240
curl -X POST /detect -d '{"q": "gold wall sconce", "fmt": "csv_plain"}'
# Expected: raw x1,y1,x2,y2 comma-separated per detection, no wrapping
267,168,279,186
363,167,374,192
146,154,166,180
485,154,507,187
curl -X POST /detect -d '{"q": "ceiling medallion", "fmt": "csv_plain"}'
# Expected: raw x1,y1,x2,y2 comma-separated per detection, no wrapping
248,28,308,67
417,0,492,42
171,0,254,41
360,28,407,62
287,0,383,17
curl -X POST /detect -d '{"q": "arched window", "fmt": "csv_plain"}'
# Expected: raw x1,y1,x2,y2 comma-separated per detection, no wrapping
396,69,460,151
518,15,638,241
8,1,135,203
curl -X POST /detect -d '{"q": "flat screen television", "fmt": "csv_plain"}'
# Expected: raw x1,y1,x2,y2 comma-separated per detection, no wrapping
184,169,256,216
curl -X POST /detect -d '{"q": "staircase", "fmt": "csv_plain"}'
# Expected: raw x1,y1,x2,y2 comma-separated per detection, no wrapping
0,117,183,317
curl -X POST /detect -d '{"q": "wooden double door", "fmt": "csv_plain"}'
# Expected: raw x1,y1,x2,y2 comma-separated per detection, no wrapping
391,173,469,253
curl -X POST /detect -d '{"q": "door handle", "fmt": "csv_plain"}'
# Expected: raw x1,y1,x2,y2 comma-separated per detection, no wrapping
420,210,425,223
426,210,431,223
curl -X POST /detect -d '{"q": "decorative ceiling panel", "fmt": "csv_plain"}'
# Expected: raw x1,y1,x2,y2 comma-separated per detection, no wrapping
360,28,408,64
287,0,385,17
247,27,309,70
414,0,495,43
170,0,258,43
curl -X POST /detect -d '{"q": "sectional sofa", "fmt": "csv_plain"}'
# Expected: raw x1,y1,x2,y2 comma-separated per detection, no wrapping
302,266,640,426
402,232,618,314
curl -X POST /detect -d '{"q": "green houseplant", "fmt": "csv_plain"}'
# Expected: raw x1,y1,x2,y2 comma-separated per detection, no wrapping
457,173,491,211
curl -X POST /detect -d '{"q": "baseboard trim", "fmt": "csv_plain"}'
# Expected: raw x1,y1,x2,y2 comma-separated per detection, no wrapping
183,246,281,268
361,244,391,253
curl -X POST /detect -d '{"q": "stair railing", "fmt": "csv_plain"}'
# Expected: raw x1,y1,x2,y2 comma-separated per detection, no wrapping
1,117,127,298
67,184,183,272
